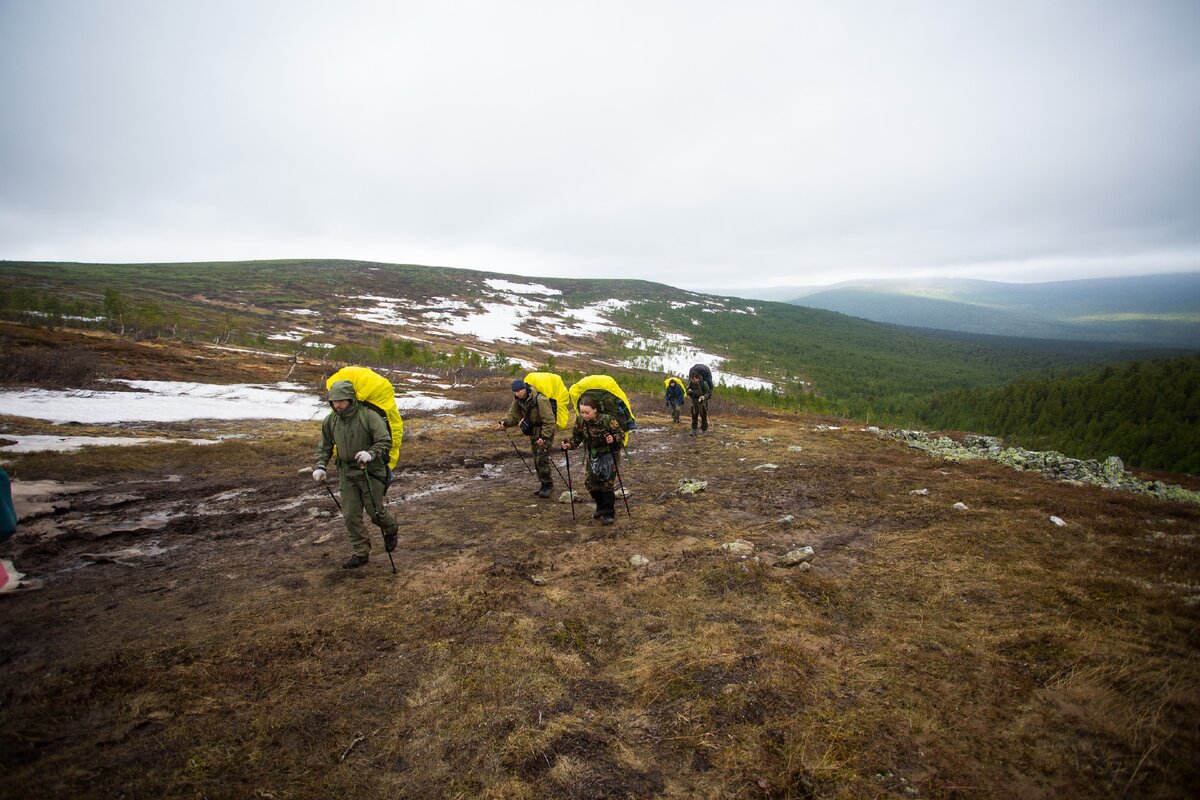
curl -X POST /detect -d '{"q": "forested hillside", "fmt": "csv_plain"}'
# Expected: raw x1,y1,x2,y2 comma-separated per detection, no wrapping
916,354,1200,474
2,259,1193,466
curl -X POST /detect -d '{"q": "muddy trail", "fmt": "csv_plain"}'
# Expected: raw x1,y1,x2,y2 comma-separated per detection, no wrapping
2,409,1199,799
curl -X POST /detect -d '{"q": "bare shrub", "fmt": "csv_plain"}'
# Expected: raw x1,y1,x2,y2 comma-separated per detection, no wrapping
457,391,518,417
0,346,101,388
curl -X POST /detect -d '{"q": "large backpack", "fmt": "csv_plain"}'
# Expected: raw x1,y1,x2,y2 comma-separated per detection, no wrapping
664,377,686,404
689,364,714,391
569,375,636,445
523,372,570,429
325,366,404,469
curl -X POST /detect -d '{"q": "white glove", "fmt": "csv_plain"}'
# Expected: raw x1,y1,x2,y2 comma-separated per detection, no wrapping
354,450,373,465
312,468,327,482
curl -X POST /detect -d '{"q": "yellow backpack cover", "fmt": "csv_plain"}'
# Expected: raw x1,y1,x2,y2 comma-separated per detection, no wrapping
523,372,571,429
664,376,686,392
568,375,636,445
325,366,404,468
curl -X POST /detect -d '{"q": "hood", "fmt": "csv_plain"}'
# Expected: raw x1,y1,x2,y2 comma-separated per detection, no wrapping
329,380,358,404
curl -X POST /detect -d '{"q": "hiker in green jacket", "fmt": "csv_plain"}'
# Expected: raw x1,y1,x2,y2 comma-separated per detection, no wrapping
687,369,713,435
498,378,556,498
561,395,624,525
313,380,399,569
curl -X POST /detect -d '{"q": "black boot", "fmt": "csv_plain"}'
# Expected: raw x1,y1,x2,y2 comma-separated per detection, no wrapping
535,481,554,498
342,554,369,569
590,490,603,519
600,491,617,525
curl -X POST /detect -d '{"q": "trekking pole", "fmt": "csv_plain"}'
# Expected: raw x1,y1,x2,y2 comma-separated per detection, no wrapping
612,453,632,517
362,473,398,575
501,428,534,475
564,448,576,522
323,482,342,512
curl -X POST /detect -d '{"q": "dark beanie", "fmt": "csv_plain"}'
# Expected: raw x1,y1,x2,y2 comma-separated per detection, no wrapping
511,379,526,392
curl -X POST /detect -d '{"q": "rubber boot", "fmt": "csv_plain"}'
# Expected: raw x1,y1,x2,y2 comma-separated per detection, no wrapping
535,481,554,498
600,491,617,525
590,490,603,519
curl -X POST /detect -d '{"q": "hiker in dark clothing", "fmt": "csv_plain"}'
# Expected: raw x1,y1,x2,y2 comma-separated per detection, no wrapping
313,380,400,569
499,378,556,497
687,370,713,435
561,395,624,524
664,377,685,424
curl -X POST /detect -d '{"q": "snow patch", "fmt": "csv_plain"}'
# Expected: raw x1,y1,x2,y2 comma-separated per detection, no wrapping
483,279,562,296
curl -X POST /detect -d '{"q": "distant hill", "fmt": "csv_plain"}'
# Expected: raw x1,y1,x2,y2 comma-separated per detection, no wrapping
0,259,1181,422
785,273,1200,349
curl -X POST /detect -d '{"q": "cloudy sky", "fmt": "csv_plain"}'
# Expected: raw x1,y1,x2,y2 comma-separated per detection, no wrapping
1,1,1197,293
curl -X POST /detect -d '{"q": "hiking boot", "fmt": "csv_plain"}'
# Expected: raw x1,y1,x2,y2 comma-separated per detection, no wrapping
383,530,398,553
689,428,697,436
342,554,369,569
535,482,554,498
601,515,615,525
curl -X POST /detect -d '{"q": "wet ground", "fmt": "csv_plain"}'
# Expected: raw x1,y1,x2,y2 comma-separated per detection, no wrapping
2,408,1199,799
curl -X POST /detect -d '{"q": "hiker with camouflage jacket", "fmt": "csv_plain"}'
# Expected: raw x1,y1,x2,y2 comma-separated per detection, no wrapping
498,378,556,498
313,380,399,569
561,395,624,525
687,370,713,435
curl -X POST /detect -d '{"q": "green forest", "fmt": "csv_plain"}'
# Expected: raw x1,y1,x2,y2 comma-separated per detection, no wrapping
915,354,1200,474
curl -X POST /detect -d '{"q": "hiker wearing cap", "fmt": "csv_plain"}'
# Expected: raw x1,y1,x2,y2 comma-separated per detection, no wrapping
561,395,624,524
499,378,556,497
687,370,713,435
313,380,400,569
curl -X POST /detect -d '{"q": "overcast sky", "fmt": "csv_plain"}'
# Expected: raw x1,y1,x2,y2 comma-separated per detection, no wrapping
1,1,1198,293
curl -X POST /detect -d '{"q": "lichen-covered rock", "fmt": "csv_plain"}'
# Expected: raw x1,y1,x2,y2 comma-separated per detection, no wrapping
877,429,1200,505
721,539,755,556
776,546,815,567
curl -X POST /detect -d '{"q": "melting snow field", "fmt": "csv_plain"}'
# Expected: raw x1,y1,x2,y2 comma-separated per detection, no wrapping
0,380,461,424
620,337,774,391
0,435,224,454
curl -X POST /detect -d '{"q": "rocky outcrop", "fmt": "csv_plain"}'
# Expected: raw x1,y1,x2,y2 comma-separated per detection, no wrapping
881,430,1200,504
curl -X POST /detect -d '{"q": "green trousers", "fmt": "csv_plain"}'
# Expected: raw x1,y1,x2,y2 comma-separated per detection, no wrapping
339,473,398,557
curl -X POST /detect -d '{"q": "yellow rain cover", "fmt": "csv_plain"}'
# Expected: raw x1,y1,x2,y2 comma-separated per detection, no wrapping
664,376,686,392
523,372,570,429
326,366,404,468
568,374,636,445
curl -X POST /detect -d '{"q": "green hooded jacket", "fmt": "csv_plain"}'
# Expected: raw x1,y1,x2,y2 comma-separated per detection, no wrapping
315,380,392,481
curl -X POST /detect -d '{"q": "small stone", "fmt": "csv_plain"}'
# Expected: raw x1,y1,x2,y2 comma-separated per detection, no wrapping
797,562,812,572
629,554,650,568
1049,516,1067,527
753,463,779,471
910,488,929,496
721,539,755,556
678,479,708,495
759,437,774,443
529,575,547,586
776,514,795,524
776,546,815,567
952,502,969,511
558,490,585,504
788,446,803,452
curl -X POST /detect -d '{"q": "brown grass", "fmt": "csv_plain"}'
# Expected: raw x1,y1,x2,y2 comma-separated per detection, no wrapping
1,401,1198,798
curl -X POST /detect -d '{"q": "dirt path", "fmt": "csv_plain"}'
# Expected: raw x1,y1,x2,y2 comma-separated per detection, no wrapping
2,409,1198,798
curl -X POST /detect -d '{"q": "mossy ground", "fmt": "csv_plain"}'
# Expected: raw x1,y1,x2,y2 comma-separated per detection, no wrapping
1,338,1198,799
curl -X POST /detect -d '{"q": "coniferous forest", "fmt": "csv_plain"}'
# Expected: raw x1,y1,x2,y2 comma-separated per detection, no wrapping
916,354,1200,474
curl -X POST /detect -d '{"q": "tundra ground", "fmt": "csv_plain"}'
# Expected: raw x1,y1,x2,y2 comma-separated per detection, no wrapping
2,390,1198,799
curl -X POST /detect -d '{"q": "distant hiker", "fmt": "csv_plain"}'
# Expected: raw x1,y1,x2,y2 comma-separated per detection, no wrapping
561,395,624,525
664,377,686,424
499,378,556,497
313,380,399,569
687,368,714,435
